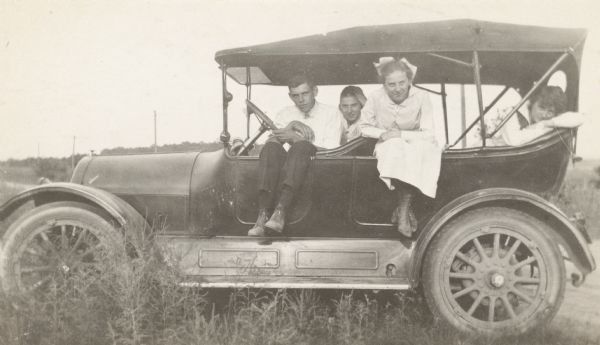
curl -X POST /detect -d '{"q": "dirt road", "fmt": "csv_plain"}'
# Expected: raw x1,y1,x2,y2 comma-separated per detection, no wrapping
554,242,600,338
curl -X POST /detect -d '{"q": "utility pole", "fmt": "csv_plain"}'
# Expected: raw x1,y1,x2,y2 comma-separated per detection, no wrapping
154,110,158,153
71,136,76,170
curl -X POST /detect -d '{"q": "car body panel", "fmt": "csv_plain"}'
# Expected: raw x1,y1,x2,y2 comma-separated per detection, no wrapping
73,152,198,231
63,128,575,238
157,235,412,289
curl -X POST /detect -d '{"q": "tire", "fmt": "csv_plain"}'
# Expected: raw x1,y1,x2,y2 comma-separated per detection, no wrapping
0,201,124,293
422,207,565,336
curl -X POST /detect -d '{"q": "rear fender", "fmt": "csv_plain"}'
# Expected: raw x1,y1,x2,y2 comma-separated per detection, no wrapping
0,182,148,243
410,188,596,286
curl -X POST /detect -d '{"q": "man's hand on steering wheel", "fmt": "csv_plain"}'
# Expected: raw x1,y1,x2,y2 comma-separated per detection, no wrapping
271,128,305,144
286,121,315,142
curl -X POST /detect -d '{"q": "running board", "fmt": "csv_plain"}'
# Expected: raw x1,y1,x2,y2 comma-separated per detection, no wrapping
156,236,414,289
179,275,411,290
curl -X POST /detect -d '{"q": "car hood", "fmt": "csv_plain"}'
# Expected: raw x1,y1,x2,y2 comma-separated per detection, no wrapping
72,151,205,196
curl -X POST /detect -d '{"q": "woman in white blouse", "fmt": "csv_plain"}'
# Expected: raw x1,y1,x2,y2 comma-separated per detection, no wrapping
360,58,442,236
499,86,584,146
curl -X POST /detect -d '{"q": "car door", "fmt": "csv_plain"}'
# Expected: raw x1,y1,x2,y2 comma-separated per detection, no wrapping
232,152,354,237
350,156,397,231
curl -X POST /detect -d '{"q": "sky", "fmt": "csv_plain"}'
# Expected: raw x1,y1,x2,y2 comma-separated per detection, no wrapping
1,0,599,160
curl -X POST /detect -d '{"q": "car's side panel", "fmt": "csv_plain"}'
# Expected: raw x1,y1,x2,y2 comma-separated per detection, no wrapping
232,156,313,229
351,156,396,227
229,154,355,237
435,134,571,207
189,150,238,235
157,235,413,288
78,152,199,232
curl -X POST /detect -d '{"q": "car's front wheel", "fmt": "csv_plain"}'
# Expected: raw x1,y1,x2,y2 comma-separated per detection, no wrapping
0,201,124,294
422,207,565,336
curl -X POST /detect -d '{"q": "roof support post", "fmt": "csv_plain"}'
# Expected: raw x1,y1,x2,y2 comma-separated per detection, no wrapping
220,66,232,145
460,84,466,148
441,82,449,145
245,67,252,139
473,51,486,147
488,50,572,138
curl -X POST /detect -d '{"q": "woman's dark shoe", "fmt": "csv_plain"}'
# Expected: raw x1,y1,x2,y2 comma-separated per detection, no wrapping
397,208,417,237
394,192,417,237
248,208,270,236
265,204,286,233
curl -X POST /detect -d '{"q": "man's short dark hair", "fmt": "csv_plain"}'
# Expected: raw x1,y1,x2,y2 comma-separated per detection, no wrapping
288,74,316,90
340,86,366,106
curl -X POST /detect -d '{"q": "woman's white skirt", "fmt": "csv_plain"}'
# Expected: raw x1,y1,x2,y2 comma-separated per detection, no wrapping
374,137,442,198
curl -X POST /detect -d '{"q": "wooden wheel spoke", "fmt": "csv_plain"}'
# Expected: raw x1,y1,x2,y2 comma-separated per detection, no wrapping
449,272,476,280
28,274,55,291
467,292,485,315
514,276,541,285
20,265,55,274
488,296,496,322
38,231,61,259
25,244,45,257
452,285,476,299
60,224,69,251
70,242,102,263
510,287,534,304
472,238,488,262
503,239,522,262
500,296,517,319
455,252,480,269
67,228,90,258
492,233,500,259
512,256,536,271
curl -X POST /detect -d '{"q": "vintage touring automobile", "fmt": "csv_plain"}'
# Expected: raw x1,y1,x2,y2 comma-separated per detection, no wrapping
0,20,595,335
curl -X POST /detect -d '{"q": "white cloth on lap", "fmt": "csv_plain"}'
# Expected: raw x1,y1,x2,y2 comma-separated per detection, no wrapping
375,137,442,198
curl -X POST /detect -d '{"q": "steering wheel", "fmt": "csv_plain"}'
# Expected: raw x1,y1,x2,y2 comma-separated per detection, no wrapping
230,100,277,156
246,99,278,130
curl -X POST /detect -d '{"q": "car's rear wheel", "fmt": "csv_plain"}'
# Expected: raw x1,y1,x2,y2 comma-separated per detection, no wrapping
0,201,124,294
422,207,565,336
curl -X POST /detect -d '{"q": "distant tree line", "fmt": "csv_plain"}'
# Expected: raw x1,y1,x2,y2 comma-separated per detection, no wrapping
1,141,221,182
99,141,222,155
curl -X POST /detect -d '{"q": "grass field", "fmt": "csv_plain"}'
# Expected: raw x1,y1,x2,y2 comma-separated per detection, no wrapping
0,161,599,344
0,165,38,186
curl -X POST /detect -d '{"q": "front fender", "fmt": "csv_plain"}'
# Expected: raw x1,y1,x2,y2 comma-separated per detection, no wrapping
0,182,147,237
409,187,596,285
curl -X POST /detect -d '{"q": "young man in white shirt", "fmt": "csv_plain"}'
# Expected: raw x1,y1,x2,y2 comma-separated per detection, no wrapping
338,85,366,144
248,74,341,236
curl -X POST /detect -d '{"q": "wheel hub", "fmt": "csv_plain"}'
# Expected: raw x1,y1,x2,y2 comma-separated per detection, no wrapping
490,272,505,288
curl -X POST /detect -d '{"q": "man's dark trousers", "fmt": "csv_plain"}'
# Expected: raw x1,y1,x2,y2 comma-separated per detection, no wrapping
257,140,316,209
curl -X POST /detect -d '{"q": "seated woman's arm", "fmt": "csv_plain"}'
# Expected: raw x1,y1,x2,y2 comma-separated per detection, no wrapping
546,111,584,128
395,92,436,141
359,97,387,139
501,111,584,146
360,90,436,141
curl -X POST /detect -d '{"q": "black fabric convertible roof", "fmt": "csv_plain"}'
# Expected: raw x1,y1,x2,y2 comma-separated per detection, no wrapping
215,19,587,86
